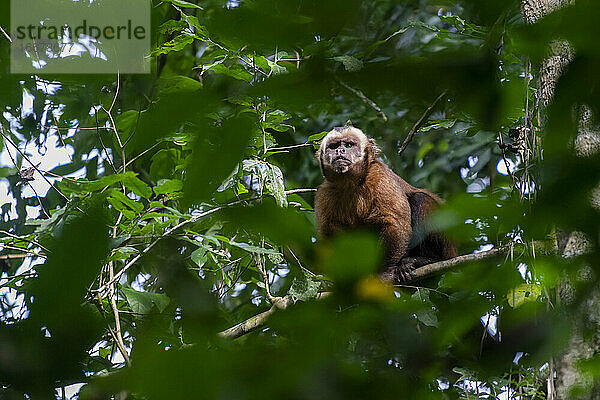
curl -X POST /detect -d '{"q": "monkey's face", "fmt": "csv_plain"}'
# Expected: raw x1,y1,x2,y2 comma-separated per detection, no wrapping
323,135,362,173
318,127,369,178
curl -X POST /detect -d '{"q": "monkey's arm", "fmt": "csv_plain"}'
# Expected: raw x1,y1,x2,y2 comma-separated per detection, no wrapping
317,219,344,238
314,186,344,238
379,214,412,270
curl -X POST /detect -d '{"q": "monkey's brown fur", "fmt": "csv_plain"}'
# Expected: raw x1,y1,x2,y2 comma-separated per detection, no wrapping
314,126,457,282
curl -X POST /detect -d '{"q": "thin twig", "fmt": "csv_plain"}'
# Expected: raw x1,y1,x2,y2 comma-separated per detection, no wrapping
0,244,47,258
199,36,268,77
497,132,519,195
107,212,131,366
0,124,70,201
124,141,164,169
260,111,267,155
101,105,126,174
398,90,448,156
0,230,49,252
108,269,130,366
0,25,12,42
256,238,276,302
96,186,312,294
35,77,69,154
109,72,120,114
69,126,111,131
266,143,314,152
93,109,118,175
1,271,37,282
96,203,236,293
337,79,388,122
0,131,47,216
25,181,50,218
0,254,35,260
284,188,316,195
42,169,92,182
286,246,316,277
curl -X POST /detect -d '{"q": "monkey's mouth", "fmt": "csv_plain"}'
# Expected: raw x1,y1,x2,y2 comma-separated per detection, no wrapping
331,156,351,173
332,156,351,164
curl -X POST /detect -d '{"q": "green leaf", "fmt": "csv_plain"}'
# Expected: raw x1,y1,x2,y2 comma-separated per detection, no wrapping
242,159,287,207
418,119,457,132
217,164,240,193
158,19,188,36
179,12,208,36
98,347,112,359
507,284,542,308
123,174,153,199
411,288,431,302
267,60,288,75
123,288,171,314
115,110,139,144
206,63,253,82
307,131,328,143
191,246,208,267
107,246,139,262
333,55,363,72
162,0,203,9
150,149,179,182
289,276,320,302
0,167,17,177
57,171,141,195
154,179,183,195
415,308,439,327
415,142,434,162
152,34,194,56
108,189,144,212
158,76,203,95
229,240,281,255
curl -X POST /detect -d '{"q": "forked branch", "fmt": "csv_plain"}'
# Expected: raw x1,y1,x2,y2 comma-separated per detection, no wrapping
218,244,536,339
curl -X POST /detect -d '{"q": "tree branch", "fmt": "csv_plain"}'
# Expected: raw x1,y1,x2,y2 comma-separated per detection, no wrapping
0,124,70,201
219,296,292,339
218,242,556,340
409,247,505,280
337,79,388,122
398,90,448,156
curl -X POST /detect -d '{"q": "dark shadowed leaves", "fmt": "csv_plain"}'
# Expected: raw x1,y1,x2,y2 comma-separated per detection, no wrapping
183,115,253,205
0,197,110,396
206,0,361,51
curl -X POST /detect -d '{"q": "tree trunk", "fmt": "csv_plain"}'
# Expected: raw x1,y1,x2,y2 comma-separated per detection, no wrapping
520,1,600,398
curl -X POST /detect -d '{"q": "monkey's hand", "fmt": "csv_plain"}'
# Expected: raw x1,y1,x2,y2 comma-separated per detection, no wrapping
394,256,438,283
396,257,418,282
379,266,396,283
379,259,416,283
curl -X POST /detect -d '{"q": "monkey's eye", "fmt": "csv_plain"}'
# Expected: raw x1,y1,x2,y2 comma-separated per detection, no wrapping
344,142,354,148
328,142,340,150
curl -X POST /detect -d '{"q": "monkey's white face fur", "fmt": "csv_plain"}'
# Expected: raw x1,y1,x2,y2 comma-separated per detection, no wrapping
318,126,370,175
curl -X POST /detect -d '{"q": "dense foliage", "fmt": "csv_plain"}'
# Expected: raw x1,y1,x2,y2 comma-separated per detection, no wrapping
0,0,599,398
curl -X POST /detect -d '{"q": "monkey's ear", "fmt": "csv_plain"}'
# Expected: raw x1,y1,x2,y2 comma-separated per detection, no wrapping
367,138,381,159
315,146,325,175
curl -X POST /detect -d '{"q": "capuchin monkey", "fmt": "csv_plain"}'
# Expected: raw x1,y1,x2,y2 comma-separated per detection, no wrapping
314,126,457,282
